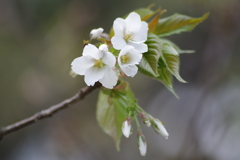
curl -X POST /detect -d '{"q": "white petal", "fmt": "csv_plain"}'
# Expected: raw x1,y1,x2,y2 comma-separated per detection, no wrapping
122,121,131,138
139,136,147,156
113,18,125,37
121,64,138,77
125,12,141,33
99,68,118,89
84,66,106,86
126,48,142,65
118,45,132,56
71,56,94,75
128,41,148,53
83,44,102,59
102,52,116,68
132,21,148,42
111,36,127,50
155,120,169,139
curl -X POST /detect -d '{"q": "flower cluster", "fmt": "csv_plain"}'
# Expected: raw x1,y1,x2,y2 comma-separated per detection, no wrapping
71,12,148,89
71,11,170,157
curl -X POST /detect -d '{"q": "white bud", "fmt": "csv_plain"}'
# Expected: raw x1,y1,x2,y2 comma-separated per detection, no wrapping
138,134,147,156
90,28,104,39
151,119,169,139
99,44,108,53
122,118,132,138
143,119,151,127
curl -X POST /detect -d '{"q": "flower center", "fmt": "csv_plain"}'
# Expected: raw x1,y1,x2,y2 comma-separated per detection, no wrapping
120,53,131,64
94,59,104,68
124,32,132,41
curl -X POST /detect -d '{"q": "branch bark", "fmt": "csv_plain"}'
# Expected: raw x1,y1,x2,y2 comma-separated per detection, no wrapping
0,83,101,141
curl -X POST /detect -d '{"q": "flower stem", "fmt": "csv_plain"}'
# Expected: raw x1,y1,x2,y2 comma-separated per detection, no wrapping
134,115,141,131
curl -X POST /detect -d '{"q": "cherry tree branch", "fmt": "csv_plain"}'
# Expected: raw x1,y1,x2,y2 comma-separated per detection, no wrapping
0,83,101,141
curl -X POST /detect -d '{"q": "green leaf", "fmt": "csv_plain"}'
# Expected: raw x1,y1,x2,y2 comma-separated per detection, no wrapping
96,81,135,151
162,44,187,83
137,34,180,97
138,33,162,77
154,13,209,37
156,58,179,98
160,38,195,54
157,58,172,86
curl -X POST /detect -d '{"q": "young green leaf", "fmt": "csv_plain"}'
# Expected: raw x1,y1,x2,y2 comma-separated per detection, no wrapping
162,44,187,83
134,7,162,21
96,81,135,151
148,10,166,33
138,33,162,77
154,13,209,37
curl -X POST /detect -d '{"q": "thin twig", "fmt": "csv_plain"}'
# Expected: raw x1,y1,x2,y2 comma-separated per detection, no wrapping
0,83,101,141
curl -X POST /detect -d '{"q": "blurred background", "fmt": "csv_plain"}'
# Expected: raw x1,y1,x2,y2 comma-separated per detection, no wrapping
0,0,240,159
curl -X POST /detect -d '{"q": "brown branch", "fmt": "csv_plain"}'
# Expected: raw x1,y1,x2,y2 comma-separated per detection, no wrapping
0,83,101,141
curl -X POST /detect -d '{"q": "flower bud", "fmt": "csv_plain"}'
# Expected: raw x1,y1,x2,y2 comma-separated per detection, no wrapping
138,134,147,156
89,28,103,40
140,112,151,127
99,44,108,53
122,117,132,138
151,118,169,139
143,119,151,127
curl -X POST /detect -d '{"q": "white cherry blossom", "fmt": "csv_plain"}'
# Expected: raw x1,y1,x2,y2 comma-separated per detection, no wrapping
118,45,142,77
111,12,148,53
90,28,104,40
71,44,118,89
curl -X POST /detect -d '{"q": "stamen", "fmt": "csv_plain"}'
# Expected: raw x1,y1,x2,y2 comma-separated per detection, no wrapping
121,54,131,64
94,59,104,68
124,32,132,41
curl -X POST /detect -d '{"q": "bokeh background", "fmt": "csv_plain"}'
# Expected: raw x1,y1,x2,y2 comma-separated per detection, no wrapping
0,0,240,160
